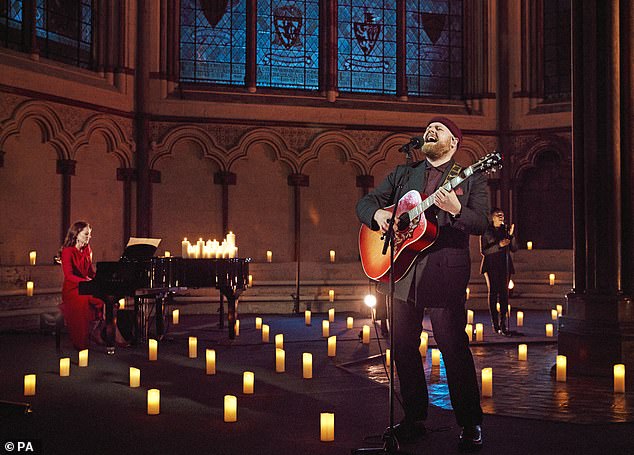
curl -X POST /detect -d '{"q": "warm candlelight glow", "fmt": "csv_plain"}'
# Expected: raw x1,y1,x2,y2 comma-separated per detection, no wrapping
149,339,158,361
329,289,335,302
431,348,441,366
320,413,335,442
362,325,370,344
172,309,179,325
164,251,171,257
467,309,474,324
303,353,313,379
129,367,140,387
465,323,473,342
322,320,330,338
256,317,262,330
206,349,216,375
482,368,493,397
466,287,470,300
188,336,197,358
26,281,34,297
475,323,484,341
59,357,70,376
78,349,88,367
275,334,284,349
327,336,336,357
527,241,533,250
118,298,125,309
266,250,273,263
386,348,391,367
275,348,285,373
556,355,567,382
549,273,555,285
346,316,353,329
517,311,524,326
305,310,311,326
262,324,270,343
614,364,626,393
235,319,240,336
248,274,253,287
329,250,335,263
551,309,558,321
24,374,36,396
29,251,36,265
508,279,515,290
496,302,500,313
328,308,335,322
419,332,428,357
546,324,554,337
224,395,237,422
556,304,563,316
243,371,254,394
147,389,160,415
518,344,527,361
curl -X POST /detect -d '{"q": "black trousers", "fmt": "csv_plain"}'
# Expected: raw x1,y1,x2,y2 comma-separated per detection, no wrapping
484,266,510,326
392,297,483,427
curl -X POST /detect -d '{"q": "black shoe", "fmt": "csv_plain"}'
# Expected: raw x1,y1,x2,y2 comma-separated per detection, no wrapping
459,425,483,452
385,420,426,444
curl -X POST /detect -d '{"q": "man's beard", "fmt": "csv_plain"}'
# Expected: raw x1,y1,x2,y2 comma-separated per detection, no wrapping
421,140,451,160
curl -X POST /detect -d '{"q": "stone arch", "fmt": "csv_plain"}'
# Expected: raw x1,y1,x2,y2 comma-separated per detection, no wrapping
298,131,365,175
72,115,135,168
368,133,413,175
227,127,296,173
456,137,491,165
151,125,227,170
515,134,571,180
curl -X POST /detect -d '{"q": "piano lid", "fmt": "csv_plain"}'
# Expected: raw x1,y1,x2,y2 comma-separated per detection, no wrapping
121,237,161,261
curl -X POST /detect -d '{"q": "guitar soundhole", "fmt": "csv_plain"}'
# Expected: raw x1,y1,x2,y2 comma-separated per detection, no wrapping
397,214,410,231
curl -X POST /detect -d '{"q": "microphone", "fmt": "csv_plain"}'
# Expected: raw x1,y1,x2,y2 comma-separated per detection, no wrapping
399,136,424,152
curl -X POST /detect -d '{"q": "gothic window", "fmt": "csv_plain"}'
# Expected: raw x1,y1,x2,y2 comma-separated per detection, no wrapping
0,0,23,50
543,0,571,101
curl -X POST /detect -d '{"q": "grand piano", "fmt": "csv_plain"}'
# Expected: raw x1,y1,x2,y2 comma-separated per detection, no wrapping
79,255,250,350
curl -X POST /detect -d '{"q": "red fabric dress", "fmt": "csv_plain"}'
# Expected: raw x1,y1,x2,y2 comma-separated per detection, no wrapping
60,245,104,350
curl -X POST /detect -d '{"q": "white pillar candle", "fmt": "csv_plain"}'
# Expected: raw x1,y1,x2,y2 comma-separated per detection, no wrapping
181,238,189,257
419,331,428,357
172,309,179,325
322,320,330,338
527,241,533,250
329,290,335,302
129,367,140,387
235,319,240,336
546,324,554,337
59,357,70,376
496,302,500,313
557,304,563,316
329,250,335,263
517,311,524,327
551,309,558,321
320,413,335,442
303,353,313,379
475,323,484,341
248,274,253,287
466,287,470,300
255,317,262,329
119,298,125,309
614,364,626,393
188,336,197,358
431,348,441,366
362,325,370,344
386,348,391,367
262,324,270,343
275,334,284,350
549,273,556,285
24,374,36,396
556,355,567,382
149,339,158,361
305,310,311,326
147,389,160,415
227,231,236,248
465,323,473,342
327,336,336,357
243,371,254,394
197,238,204,258
482,368,493,397
266,250,272,263
224,395,237,422
275,348,285,373
518,344,527,361
467,309,474,324
26,281,34,297
78,349,88,367
346,316,353,329
328,308,335,322
164,251,171,257
206,349,216,375
29,250,36,265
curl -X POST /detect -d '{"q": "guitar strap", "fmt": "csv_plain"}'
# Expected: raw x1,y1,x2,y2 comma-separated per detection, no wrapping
441,162,462,189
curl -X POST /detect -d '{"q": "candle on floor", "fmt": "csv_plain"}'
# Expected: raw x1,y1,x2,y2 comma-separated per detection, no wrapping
482,368,493,397
262,324,270,343
119,298,125,310
275,334,284,350
26,281,34,297
147,389,160,415
496,302,500,313
322,320,330,338
614,364,626,393
327,336,336,357
362,325,370,344
329,290,335,302
551,309,558,321
475,323,484,341
320,413,335,442
266,251,272,263
467,309,474,325
256,317,262,330
546,324,554,337
149,339,158,361
419,332,428,357
465,323,473,342
29,251,36,265
275,348,285,373
386,348,391,367
556,304,563,316
328,308,335,322
129,367,140,387
549,273,556,285
346,316,353,329
431,348,441,366
243,371,254,394
224,395,237,422
206,349,216,375
78,349,88,367
24,374,36,396
188,337,197,358
556,355,567,382
329,250,335,263
164,251,170,257
248,274,253,287
303,353,313,379
518,344,527,361
305,310,311,326
466,287,470,300
59,358,70,376
172,309,179,325
235,319,240,336
517,311,524,327
527,241,533,250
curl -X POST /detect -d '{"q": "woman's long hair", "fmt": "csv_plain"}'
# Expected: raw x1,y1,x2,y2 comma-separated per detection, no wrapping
58,221,91,257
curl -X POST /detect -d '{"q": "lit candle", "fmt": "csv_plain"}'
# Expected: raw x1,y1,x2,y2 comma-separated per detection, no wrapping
206,349,216,375
188,336,197,358
275,348,285,373
614,364,626,393
475,323,484,341
248,274,253,287
346,317,353,329
549,273,555,285
224,395,237,422
329,290,335,302
226,231,236,248
556,355,567,382
465,323,473,342
29,251,36,265
467,309,474,324
496,302,500,313
419,332,428,357
527,241,533,250
518,344,527,361
327,336,336,357
24,374,36,396
551,309,558,321
234,319,240,336
149,339,158,361
303,353,313,379
59,357,70,376
466,287,470,300
305,310,311,326
329,250,335,263
78,349,88,367
320,413,335,442
508,279,515,291
275,334,284,349
262,324,270,343
328,308,335,322
147,389,160,415
517,311,524,326
164,251,171,257
119,298,125,309
546,324,554,337
243,371,254,394
266,250,272,263
255,317,262,330
431,348,441,366
181,238,189,257
172,309,179,325
386,348,391,367
197,238,204,258
129,367,140,387
482,368,493,397
26,281,34,297
556,304,563,316
362,325,370,344
322,320,330,338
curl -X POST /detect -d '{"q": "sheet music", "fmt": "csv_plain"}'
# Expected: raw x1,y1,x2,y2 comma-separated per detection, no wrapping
126,237,161,248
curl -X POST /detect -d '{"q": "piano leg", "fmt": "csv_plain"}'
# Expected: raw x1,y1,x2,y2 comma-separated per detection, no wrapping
155,294,165,340
226,296,236,340
103,296,116,355
218,294,225,329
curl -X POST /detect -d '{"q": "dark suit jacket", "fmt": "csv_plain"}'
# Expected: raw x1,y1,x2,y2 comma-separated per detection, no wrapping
356,159,490,307
480,224,518,275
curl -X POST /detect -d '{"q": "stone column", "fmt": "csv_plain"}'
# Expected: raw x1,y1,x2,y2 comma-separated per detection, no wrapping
214,171,237,235
288,173,309,313
56,159,76,243
117,168,136,245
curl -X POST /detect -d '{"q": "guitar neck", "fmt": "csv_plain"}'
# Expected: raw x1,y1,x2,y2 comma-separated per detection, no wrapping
407,166,474,219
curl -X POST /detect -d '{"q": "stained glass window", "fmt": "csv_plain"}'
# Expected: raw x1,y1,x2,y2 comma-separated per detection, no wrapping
337,0,397,94
543,0,571,101
0,0,24,51
256,0,319,90
35,0,93,68
180,0,247,84
406,0,462,98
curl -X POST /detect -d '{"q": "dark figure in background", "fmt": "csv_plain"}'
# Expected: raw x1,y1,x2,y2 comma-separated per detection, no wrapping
356,117,489,452
480,208,518,335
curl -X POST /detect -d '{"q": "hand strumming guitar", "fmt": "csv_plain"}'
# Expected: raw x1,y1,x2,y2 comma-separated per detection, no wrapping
373,208,393,233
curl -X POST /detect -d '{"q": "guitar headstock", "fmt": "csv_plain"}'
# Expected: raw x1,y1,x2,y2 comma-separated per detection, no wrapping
472,151,502,175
